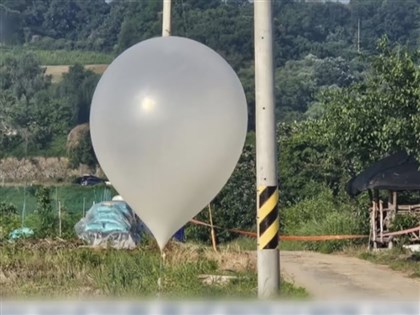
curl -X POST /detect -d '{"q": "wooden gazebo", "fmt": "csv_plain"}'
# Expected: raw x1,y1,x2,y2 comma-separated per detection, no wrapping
347,152,420,249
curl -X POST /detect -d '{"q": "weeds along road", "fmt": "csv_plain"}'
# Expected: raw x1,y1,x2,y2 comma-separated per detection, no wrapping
278,251,420,300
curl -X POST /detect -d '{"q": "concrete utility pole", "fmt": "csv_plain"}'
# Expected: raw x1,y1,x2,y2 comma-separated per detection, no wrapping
162,0,172,37
254,0,280,298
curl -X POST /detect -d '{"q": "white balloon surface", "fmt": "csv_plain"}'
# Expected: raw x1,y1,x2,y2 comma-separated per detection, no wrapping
90,36,247,249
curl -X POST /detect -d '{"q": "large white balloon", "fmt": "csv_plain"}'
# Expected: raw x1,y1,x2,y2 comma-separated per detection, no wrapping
90,36,247,249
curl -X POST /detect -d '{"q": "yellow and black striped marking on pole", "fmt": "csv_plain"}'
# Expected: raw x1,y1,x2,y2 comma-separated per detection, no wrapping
257,186,279,250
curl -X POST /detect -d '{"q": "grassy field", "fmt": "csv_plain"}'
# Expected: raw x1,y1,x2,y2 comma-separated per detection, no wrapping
0,48,113,65
0,240,307,299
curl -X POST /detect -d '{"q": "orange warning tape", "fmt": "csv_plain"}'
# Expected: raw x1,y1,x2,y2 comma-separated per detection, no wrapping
189,219,368,241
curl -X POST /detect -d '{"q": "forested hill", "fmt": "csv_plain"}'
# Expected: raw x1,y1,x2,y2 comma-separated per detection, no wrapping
0,0,419,161
1,0,419,63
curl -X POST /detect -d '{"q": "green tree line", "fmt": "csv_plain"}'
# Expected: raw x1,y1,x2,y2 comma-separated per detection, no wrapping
0,54,99,162
0,0,419,125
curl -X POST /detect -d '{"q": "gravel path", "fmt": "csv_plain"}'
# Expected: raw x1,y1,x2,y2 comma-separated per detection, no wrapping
280,251,420,300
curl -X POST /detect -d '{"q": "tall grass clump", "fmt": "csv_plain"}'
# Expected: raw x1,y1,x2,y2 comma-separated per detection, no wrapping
280,187,369,253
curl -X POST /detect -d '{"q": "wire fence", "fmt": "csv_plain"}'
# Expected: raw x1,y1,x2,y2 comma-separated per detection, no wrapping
0,184,115,221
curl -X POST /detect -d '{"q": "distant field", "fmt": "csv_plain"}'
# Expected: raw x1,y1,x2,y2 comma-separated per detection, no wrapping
0,48,113,65
45,64,108,83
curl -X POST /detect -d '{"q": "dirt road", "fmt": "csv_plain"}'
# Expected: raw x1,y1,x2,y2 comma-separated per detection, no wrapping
280,251,420,300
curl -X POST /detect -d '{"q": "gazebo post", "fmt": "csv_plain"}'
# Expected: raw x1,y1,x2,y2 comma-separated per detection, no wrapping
388,191,397,249
388,190,397,220
372,189,379,249
379,199,384,244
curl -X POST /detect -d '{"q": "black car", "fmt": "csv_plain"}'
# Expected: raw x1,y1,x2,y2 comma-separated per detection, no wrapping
75,175,106,186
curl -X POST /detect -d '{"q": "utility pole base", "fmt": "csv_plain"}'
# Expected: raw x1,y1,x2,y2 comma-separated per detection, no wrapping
258,249,280,298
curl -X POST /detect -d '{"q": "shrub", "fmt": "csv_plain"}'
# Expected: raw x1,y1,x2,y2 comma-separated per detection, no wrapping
0,202,20,240
281,187,368,252
0,202,18,216
60,209,80,239
34,186,57,238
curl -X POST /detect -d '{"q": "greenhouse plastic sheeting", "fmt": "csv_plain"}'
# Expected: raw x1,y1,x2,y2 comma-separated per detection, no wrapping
74,201,146,249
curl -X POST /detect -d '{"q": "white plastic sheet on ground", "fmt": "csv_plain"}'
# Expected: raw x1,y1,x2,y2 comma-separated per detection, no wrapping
74,201,146,249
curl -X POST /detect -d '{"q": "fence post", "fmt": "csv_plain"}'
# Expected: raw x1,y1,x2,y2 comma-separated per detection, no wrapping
58,201,62,237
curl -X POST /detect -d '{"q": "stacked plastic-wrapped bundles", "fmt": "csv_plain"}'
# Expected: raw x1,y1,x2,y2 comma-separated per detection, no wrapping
74,201,146,249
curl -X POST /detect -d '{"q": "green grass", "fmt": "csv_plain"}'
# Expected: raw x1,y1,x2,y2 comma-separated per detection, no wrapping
0,240,308,299
355,247,420,278
0,47,113,65
279,188,368,253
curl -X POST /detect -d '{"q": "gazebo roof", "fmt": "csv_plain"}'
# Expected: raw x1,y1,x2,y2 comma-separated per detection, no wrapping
347,151,420,197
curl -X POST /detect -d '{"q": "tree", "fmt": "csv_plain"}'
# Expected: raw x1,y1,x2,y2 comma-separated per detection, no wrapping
278,39,420,204
275,54,359,122
350,0,420,52
0,0,25,44
42,0,81,40
0,53,49,102
278,119,345,205
0,53,72,155
320,38,420,173
115,0,161,53
56,64,100,125
314,56,356,87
